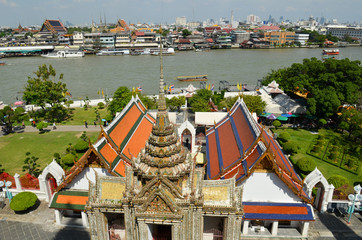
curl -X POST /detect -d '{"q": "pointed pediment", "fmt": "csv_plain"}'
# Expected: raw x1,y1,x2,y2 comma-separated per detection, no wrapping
139,188,178,214
145,195,173,213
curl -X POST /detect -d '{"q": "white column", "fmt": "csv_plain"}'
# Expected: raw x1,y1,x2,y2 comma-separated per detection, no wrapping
242,220,249,235
13,173,22,191
301,222,309,237
81,211,89,227
54,209,62,225
271,221,278,236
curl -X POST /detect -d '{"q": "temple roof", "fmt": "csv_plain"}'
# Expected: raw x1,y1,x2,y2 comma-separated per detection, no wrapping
243,202,314,221
206,98,311,203
40,19,67,35
96,95,156,175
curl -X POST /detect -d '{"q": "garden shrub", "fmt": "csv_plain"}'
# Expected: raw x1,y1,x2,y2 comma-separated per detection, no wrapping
36,122,48,131
10,192,38,212
318,119,327,127
296,157,316,174
61,154,77,166
329,151,338,161
282,141,298,154
312,145,321,153
83,104,88,111
272,120,281,128
97,102,105,109
316,139,324,146
74,140,89,153
347,158,356,169
278,132,291,142
327,175,349,188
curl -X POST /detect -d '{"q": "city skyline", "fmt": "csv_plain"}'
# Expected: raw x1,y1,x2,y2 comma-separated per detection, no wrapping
0,0,361,27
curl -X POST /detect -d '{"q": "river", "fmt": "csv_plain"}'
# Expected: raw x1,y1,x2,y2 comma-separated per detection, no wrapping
0,47,361,104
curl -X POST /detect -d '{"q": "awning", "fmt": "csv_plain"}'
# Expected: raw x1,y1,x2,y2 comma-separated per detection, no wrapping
277,116,288,121
243,202,314,221
50,190,88,210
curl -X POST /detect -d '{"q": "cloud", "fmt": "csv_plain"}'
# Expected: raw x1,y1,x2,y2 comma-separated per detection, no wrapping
0,0,16,7
285,6,296,12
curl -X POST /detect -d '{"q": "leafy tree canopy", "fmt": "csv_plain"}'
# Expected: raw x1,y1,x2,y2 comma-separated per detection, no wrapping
23,64,67,109
108,86,132,115
262,58,361,118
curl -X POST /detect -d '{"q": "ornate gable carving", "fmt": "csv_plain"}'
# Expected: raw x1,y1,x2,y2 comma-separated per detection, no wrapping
146,195,172,213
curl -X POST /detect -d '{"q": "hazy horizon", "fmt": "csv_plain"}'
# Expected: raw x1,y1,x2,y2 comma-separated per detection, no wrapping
0,0,361,27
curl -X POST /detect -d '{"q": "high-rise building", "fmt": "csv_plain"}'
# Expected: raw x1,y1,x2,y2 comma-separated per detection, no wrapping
246,14,261,25
175,17,187,26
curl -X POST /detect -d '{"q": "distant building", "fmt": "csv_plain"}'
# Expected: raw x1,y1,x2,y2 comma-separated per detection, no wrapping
295,33,309,46
261,31,295,46
176,17,187,26
246,14,261,25
326,26,362,40
39,19,67,35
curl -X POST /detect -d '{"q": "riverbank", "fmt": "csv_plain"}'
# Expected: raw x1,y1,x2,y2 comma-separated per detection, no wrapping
1,47,362,105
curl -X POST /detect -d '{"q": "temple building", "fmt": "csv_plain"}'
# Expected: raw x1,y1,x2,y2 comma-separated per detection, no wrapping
49,44,319,239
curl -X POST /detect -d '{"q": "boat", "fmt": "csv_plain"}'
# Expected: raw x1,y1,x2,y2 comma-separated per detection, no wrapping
96,48,130,56
176,75,208,82
41,50,84,58
322,49,339,59
149,48,175,55
0,61,5,66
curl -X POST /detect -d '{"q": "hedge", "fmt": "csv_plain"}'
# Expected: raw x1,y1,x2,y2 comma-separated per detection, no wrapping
10,192,38,212
74,140,89,153
278,132,290,142
327,175,349,189
296,157,316,174
282,141,298,155
61,154,77,166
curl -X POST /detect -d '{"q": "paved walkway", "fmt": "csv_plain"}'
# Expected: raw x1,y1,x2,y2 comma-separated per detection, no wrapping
1,125,101,137
1,199,361,240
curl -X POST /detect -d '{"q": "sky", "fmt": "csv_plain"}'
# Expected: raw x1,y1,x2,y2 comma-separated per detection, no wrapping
0,0,361,27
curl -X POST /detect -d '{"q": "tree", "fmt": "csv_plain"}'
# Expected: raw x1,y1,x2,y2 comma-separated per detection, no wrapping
108,86,132,115
188,89,212,112
23,64,67,110
182,29,192,38
0,106,19,132
262,58,362,119
339,108,362,138
22,152,41,177
166,96,185,111
318,119,327,128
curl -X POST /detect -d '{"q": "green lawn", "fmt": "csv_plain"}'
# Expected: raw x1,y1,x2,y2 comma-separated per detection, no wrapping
60,107,109,125
0,131,99,175
273,128,361,186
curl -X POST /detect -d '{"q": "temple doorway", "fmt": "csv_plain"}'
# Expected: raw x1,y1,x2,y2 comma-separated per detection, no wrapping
148,224,172,240
313,182,325,212
203,216,224,240
46,173,58,201
105,213,125,240
181,129,192,151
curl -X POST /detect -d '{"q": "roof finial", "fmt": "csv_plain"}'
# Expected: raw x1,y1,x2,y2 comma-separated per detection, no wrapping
158,27,166,111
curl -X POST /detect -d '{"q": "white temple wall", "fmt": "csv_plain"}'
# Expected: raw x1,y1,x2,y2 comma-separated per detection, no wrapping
241,172,301,203
67,167,113,190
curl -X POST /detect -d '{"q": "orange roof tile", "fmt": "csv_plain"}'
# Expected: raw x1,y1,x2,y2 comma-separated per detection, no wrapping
121,117,154,160
109,104,142,147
